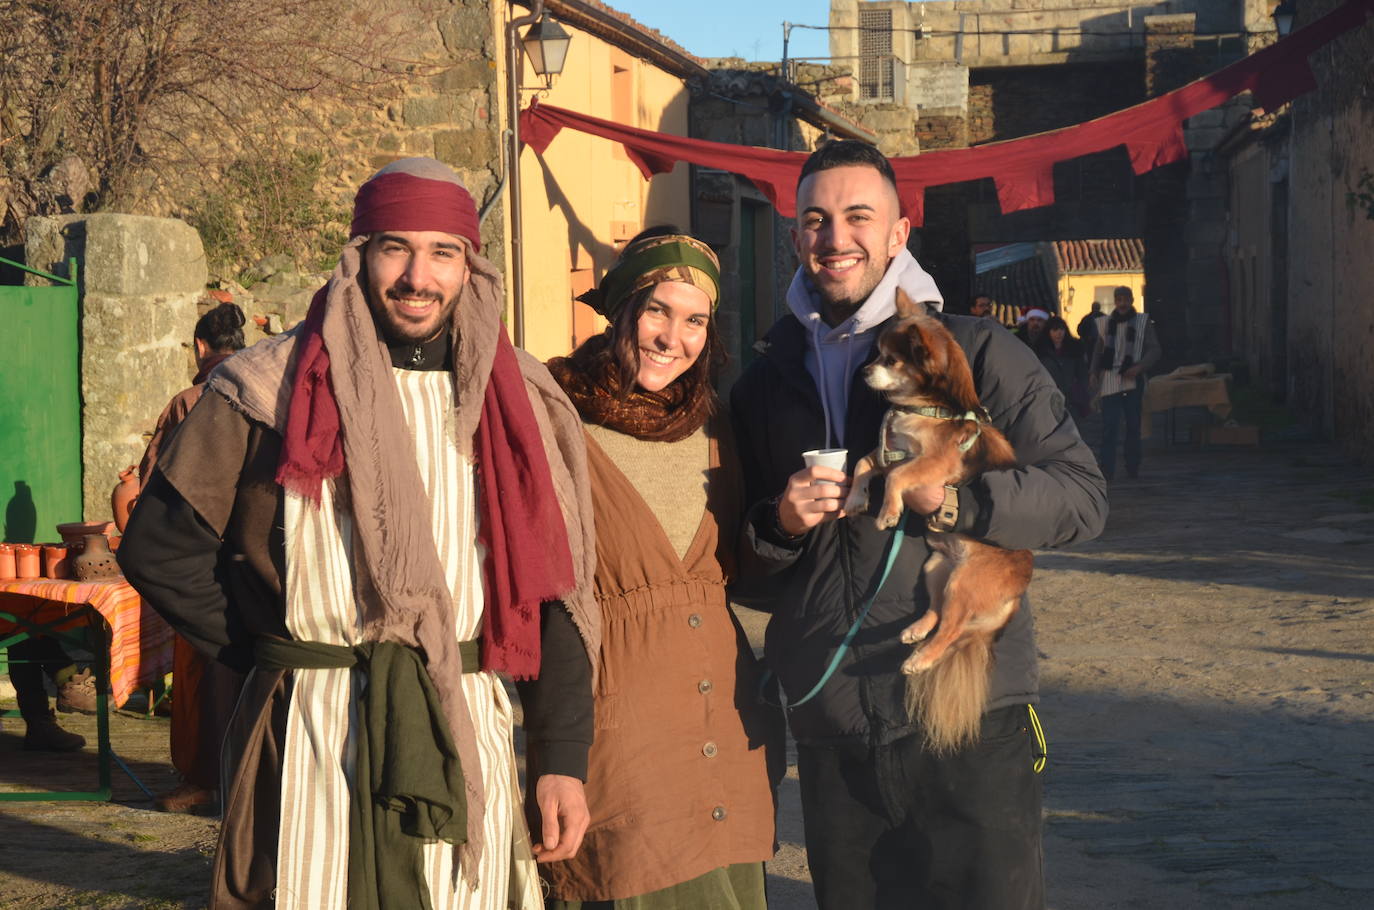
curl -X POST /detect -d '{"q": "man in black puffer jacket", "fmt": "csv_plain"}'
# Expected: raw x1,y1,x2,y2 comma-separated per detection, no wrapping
730,141,1107,909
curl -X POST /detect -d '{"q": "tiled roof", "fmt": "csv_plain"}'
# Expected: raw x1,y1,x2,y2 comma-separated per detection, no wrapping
1053,238,1144,273
974,255,1056,315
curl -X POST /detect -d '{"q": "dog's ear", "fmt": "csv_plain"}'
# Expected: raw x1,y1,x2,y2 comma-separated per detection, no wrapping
894,289,924,320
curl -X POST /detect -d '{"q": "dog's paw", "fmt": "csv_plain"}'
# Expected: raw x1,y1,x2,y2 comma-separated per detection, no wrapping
875,508,902,530
843,489,869,515
901,649,933,675
901,613,936,644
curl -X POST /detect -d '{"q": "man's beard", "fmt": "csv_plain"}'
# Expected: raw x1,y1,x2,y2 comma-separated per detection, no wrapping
809,257,887,323
373,288,460,344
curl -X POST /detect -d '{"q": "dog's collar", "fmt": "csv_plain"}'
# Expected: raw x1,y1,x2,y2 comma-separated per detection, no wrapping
887,404,988,453
890,403,988,422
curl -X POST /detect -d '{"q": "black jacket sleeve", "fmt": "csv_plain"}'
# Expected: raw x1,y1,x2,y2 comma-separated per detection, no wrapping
118,467,255,672
515,600,593,781
961,323,1108,550
728,380,808,609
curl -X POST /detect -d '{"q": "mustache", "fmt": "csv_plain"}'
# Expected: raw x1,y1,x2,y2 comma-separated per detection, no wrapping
385,285,443,304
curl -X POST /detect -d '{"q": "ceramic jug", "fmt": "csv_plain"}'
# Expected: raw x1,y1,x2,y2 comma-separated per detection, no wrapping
112,465,140,533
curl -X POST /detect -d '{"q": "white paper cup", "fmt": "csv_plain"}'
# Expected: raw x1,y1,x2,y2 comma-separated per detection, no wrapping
802,448,848,475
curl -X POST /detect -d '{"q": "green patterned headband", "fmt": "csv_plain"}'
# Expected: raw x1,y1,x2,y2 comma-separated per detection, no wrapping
576,235,721,319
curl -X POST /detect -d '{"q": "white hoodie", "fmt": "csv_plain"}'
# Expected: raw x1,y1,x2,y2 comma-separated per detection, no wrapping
785,248,944,449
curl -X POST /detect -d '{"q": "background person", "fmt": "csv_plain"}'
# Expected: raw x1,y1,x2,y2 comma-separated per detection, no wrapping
1091,286,1161,480
1016,307,1050,348
136,301,250,814
1038,315,1090,421
6,638,96,752
540,227,782,909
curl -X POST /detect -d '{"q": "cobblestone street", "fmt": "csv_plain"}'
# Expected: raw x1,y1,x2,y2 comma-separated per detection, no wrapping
4,436,1373,908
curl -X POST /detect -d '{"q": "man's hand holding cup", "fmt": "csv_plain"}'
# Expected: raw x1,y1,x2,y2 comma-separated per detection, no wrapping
777,448,850,537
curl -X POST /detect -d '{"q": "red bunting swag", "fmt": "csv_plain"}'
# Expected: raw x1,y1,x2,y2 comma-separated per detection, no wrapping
520,0,1374,226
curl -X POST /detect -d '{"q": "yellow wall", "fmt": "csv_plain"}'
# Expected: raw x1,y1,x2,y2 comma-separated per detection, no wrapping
516,27,692,361
1057,271,1146,336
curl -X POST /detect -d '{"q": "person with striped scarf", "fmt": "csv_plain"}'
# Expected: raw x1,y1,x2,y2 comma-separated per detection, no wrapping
1091,286,1162,480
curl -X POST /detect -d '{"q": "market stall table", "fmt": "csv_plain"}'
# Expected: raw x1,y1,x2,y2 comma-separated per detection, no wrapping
0,577,174,801
1141,366,1233,442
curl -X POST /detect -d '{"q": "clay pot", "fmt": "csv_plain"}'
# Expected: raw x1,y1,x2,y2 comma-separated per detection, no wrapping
13,544,42,579
42,543,72,579
111,465,139,534
0,543,15,580
72,533,120,581
56,521,115,547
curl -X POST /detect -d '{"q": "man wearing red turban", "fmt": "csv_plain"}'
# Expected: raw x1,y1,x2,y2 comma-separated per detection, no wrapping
120,158,599,910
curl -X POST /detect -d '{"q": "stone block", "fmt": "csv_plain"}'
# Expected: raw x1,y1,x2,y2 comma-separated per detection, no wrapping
404,95,468,128
438,7,491,54
433,127,496,166
29,214,207,297
431,58,496,94
78,291,199,518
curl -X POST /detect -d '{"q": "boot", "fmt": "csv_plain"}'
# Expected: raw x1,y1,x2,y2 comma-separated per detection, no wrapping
23,709,86,752
57,667,98,715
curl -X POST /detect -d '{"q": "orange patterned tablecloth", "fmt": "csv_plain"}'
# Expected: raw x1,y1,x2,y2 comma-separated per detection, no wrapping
0,578,174,708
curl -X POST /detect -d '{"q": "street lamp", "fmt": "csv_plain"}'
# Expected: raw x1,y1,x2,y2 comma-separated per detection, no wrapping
521,14,572,87
1273,0,1297,38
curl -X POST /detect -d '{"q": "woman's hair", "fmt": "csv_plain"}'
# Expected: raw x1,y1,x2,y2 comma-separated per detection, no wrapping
195,301,247,353
1040,316,1081,356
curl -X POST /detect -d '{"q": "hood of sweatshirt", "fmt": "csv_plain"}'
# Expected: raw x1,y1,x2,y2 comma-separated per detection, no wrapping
784,248,944,448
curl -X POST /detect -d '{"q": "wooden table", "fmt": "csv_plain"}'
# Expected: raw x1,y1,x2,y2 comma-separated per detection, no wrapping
1141,372,1233,441
0,577,174,801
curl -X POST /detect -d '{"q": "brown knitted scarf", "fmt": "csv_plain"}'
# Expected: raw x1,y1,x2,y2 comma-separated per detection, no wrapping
546,334,714,442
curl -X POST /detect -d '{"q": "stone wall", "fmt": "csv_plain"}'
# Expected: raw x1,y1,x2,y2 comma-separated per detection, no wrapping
831,0,1273,71
968,59,1144,144
1139,13,1255,368
1281,0,1374,458
25,215,207,520
117,0,507,277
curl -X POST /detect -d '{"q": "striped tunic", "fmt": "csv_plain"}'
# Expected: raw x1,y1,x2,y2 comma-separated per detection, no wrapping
1094,312,1149,398
273,367,541,910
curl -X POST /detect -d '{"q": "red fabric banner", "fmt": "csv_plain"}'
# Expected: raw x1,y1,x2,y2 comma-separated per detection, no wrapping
520,0,1374,226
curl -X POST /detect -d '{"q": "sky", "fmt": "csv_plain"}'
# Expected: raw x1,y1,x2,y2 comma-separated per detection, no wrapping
604,1,835,63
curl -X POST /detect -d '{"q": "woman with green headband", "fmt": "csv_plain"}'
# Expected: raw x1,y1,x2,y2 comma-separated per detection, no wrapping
541,227,782,909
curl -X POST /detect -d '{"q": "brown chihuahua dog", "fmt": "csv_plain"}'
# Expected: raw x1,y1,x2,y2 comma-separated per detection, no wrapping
844,291,1033,753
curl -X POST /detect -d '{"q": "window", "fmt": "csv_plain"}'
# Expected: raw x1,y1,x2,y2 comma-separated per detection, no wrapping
859,7,894,101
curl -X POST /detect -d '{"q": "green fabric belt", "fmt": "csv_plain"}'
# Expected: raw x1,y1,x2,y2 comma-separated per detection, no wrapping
255,637,475,910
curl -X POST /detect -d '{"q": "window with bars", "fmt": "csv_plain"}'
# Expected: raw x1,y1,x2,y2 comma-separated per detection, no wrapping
859,7,894,100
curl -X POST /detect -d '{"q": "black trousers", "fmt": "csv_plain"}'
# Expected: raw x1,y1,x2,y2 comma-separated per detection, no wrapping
797,705,1044,910
7,636,74,719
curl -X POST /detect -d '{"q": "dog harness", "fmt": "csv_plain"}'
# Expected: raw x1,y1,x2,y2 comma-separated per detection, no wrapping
881,404,988,463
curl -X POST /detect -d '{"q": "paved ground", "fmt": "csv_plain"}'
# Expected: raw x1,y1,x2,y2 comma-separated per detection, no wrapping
3,425,1372,909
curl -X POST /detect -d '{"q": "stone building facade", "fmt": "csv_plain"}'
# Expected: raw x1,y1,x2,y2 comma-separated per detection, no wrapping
1222,0,1374,460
